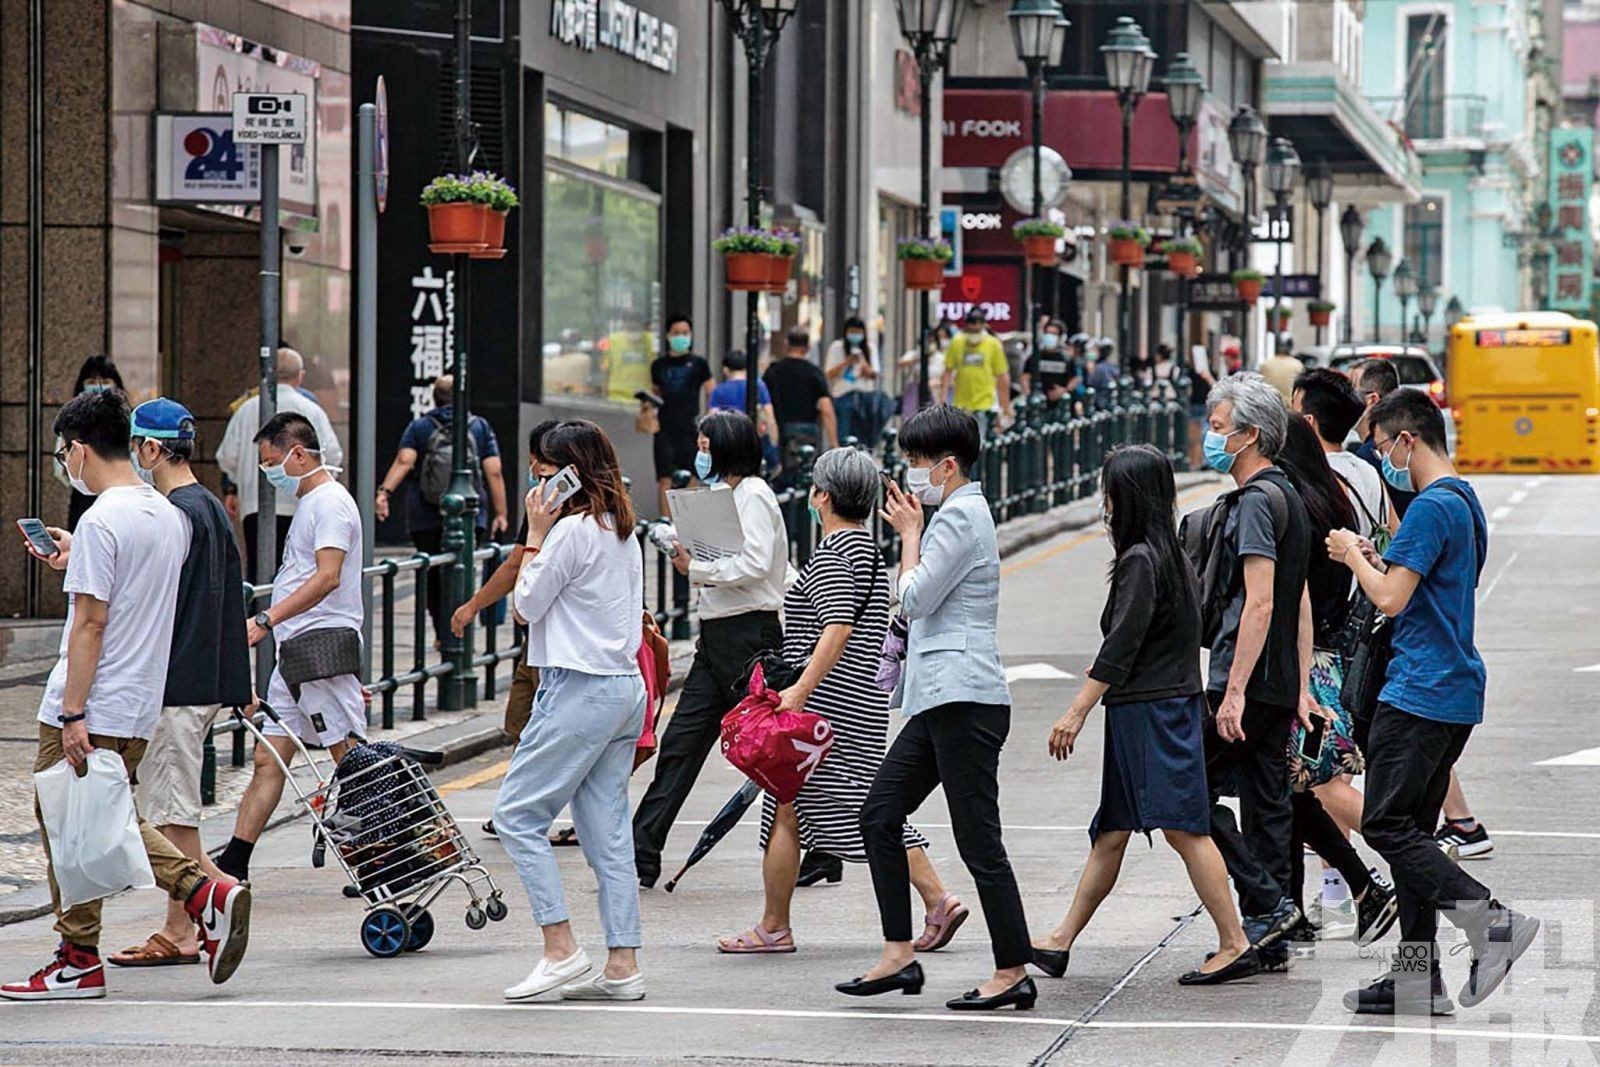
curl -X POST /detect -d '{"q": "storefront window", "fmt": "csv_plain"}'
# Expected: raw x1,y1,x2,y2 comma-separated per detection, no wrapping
545,102,631,180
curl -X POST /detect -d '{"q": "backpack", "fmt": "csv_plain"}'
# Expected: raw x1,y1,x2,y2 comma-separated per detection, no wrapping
1179,477,1290,646
634,611,672,771
418,412,481,507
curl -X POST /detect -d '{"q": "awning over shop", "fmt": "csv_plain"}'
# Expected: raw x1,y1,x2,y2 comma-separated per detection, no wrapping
1262,63,1422,202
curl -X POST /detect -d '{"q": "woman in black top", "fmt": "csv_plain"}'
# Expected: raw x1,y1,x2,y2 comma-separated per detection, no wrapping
1029,445,1257,986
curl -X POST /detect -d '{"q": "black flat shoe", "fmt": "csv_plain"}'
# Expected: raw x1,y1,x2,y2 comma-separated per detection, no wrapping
636,853,660,890
796,851,843,887
835,961,924,997
945,976,1037,1011
1031,947,1070,979
1179,948,1262,986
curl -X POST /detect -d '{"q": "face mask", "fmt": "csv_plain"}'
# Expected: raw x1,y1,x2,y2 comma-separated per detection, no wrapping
528,467,542,491
261,448,322,494
1203,429,1243,474
668,334,692,354
1381,438,1414,492
130,445,165,487
1101,503,1113,532
807,494,823,528
846,332,865,346
906,462,946,506
964,330,982,343
693,450,716,483
1040,334,1061,351
66,445,93,497
82,383,111,394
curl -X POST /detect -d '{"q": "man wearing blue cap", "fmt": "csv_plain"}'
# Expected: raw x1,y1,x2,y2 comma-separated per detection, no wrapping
105,398,254,969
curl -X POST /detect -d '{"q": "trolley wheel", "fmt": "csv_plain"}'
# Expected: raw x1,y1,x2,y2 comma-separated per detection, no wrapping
400,905,435,951
342,884,363,899
484,895,508,923
361,907,411,958
465,906,488,931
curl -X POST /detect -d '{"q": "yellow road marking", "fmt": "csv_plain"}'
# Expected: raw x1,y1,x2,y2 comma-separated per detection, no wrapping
438,757,511,795
1000,482,1220,576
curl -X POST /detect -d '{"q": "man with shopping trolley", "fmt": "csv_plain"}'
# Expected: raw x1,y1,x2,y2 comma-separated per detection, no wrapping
216,412,366,885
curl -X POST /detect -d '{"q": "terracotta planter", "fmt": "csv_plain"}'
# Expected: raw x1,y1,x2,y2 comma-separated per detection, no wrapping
902,257,945,291
469,209,511,260
766,253,794,293
427,202,489,253
1109,237,1145,267
1308,307,1333,327
1269,314,1291,331
1166,250,1197,276
724,252,770,291
1235,278,1263,304
1020,234,1058,266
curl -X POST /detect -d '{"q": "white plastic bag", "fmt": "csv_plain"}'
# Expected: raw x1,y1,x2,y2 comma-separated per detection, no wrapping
34,750,155,910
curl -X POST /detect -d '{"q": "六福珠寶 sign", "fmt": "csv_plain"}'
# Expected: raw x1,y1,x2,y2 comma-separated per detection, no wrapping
549,0,678,74
410,265,454,420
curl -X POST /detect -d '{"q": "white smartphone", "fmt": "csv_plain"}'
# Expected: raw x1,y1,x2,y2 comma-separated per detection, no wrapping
541,465,582,510
17,518,59,559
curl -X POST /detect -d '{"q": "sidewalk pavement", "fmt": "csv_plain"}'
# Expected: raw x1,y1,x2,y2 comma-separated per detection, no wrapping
0,472,1220,927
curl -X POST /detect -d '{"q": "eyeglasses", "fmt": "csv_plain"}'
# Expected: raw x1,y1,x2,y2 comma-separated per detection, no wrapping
51,445,69,468
1372,433,1404,457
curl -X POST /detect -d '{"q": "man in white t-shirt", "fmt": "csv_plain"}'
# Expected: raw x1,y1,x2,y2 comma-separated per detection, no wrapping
215,412,366,885
1291,368,1393,539
3,391,251,1001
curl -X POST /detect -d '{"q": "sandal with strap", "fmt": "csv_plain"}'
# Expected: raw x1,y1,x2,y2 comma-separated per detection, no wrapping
549,827,580,847
108,932,200,968
717,924,796,954
914,893,970,953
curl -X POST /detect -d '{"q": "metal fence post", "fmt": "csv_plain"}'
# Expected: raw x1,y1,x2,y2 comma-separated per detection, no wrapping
669,469,692,640
381,559,397,730
794,445,817,567
412,553,430,721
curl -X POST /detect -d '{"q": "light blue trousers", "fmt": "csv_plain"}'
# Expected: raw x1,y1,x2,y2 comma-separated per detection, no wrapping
493,666,646,948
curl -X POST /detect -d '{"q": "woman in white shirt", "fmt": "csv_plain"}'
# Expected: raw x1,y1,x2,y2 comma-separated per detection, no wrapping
632,411,790,888
497,420,648,1004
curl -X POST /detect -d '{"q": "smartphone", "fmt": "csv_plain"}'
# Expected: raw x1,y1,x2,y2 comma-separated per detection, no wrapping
634,390,663,409
17,518,59,559
1299,714,1329,761
541,465,582,510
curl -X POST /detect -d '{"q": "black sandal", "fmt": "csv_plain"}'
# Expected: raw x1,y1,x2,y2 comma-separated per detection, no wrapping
549,827,580,847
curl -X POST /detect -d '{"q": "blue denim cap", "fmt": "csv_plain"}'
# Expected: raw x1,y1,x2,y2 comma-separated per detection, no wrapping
131,397,196,440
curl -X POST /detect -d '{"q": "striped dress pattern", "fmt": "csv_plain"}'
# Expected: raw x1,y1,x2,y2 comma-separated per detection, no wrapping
758,527,929,860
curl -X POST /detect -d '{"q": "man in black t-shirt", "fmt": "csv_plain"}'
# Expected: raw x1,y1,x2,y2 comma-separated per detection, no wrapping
110,398,253,968
1021,318,1078,407
650,312,713,511
763,329,838,487
1201,373,1318,966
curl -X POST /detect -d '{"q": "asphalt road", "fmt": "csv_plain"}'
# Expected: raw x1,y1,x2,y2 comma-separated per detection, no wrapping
1,473,1597,1066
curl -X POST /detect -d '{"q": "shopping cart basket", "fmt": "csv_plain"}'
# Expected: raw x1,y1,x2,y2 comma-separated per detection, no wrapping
232,703,508,958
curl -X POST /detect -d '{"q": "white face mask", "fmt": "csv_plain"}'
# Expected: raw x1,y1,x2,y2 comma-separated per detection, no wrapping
66,444,93,497
905,460,948,506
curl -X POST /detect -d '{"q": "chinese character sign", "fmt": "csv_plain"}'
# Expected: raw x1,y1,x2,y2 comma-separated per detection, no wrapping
409,266,454,421
1547,129,1593,313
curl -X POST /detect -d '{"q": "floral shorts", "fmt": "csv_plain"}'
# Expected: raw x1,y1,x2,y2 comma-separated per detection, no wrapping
1289,648,1365,791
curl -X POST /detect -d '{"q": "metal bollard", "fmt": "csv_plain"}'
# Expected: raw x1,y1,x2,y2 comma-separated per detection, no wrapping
669,469,692,640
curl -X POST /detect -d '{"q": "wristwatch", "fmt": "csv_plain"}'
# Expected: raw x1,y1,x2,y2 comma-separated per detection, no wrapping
253,611,273,630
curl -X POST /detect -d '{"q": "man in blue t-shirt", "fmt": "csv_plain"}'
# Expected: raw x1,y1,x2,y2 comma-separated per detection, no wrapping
1328,389,1539,1018
707,349,779,471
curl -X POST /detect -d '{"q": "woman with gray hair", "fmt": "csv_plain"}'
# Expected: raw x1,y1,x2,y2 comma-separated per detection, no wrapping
718,447,961,955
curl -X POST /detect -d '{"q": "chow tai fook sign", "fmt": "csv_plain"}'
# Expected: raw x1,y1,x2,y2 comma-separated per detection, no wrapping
1547,127,1593,313
550,0,679,74
939,264,1021,333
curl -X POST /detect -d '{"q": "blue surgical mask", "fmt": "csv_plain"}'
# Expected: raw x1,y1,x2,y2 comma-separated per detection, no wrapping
694,450,716,482
82,383,111,394
129,444,165,487
261,448,321,494
1040,334,1061,351
808,494,822,528
1380,438,1414,492
527,467,542,491
1203,429,1242,474
845,332,865,346
668,334,693,354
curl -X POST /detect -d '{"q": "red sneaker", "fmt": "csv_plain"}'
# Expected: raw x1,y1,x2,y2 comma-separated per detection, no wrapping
184,878,252,984
0,943,106,1000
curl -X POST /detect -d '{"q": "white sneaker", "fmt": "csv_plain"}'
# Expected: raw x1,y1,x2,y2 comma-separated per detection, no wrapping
504,948,592,1001
1320,897,1357,940
559,971,647,1001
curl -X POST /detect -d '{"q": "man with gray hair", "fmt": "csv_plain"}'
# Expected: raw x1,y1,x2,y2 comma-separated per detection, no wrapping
1199,371,1318,970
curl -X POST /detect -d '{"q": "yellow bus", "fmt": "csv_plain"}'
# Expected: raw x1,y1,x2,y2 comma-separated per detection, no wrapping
1449,311,1600,473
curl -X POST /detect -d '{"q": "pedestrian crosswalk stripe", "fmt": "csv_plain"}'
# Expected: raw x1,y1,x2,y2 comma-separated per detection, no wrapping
1576,663,1600,672
1536,746,1600,766
1004,663,1076,683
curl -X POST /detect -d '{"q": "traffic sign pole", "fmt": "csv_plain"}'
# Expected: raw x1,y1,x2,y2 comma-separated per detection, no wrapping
255,141,280,698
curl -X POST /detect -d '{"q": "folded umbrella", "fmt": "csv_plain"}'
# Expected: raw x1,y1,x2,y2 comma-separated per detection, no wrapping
663,779,761,893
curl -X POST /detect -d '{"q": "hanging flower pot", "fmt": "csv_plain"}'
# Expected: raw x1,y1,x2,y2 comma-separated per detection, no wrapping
766,229,799,293
425,202,488,253
1308,300,1336,327
714,228,782,291
1232,269,1265,305
1013,218,1065,267
897,236,954,291
471,210,511,260
1158,237,1202,277
1107,224,1150,268
1268,305,1293,332
423,172,518,257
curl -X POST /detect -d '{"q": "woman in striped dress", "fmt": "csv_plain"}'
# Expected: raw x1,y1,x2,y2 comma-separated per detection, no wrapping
717,448,964,954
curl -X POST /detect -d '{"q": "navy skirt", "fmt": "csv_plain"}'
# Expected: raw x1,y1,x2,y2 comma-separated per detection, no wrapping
1089,693,1211,842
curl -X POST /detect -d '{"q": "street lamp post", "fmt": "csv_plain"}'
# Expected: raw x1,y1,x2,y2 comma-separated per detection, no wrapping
1444,294,1464,332
1227,106,1268,368
1304,158,1334,346
1263,137,1300,357
1530,246,1552,309
1417,284,1438,346
896,0,968,408
1393,258,1416,346
1339,205,1363,344
720,0,801,420
1366,236,1392,341
1101,17,1155,369
1010,0,1068,382
1164,52,1205,354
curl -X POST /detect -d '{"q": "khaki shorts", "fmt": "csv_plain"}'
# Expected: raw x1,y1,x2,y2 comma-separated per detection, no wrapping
504,656,540,740
136,704,222,829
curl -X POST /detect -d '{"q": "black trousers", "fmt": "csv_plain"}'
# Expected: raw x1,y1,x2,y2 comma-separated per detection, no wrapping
1204,693,1296,917
242,513,295,585
631,611,783,872
1289,790,1373,915
859,702,1031,970
1362,702,1491,953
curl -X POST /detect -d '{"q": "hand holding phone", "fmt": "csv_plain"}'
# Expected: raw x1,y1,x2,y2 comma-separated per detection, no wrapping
541,465,583,510
1299,710,1329,761
17,518,63,564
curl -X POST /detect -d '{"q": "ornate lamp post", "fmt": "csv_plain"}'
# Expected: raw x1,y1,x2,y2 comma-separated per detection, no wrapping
1263,137,1300,354
1164,52,1205,352
895,0,968,407
1339,205,1364,344
1101,16,1155,368
1530,246,1552,309
720,0,802,419
1366,236,1392,341
1227,106,1268,367
1392,258,1417,345
1010,0,1068,376
1417,284,1438,345
1304,158,1334,345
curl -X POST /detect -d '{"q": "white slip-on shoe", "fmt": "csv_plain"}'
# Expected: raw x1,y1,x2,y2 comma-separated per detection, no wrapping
559,971,646,1001
504,948,593,1001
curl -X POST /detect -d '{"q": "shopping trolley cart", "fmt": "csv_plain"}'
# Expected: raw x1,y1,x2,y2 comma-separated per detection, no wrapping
233,703,508,958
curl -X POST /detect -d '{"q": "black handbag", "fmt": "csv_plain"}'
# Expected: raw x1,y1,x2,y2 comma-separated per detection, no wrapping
278,626,363,698
1337,592,1391,752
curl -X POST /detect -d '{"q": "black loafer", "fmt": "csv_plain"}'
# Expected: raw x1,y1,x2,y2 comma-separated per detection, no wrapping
1031,947,1070,979
945,976,1037,1011
796,851,843,887
1179,948,1262,986
836,961,924,997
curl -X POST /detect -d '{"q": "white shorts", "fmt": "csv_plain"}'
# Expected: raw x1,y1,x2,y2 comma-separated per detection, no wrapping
137,704,222,829
263,669,367,748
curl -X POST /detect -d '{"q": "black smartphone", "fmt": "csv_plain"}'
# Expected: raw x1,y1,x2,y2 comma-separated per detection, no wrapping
1299,713,1329,761
17,518,58,559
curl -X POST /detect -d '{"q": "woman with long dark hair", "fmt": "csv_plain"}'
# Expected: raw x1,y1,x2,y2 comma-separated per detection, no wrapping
1275,416,1397,949
823,316,881,444
497,420,650,1003
1028,444,1257,985
64,355,126,529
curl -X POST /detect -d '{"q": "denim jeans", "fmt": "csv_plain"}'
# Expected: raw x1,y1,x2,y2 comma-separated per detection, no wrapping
494,667,646,948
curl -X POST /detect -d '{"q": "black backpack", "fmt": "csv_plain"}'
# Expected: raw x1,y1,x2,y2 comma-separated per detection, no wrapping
418,412,481,507
1179,477,1290,647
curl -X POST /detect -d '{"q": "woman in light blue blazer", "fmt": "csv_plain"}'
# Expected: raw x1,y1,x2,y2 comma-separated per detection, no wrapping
836,405,1034,1012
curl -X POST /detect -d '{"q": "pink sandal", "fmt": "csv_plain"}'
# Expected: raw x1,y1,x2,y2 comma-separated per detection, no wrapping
717,924,796,954
914,893,969,952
